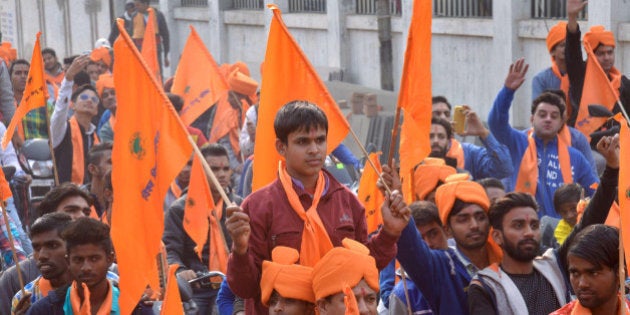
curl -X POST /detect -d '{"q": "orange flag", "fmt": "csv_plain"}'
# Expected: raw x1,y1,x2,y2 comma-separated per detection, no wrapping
0,167,12,201
141,8,161,83
111,19,193,315
574,41,620,140
617,116,630,275
172,26,229,125
397,0,432,183
253,5,350,191
2,32,48,149
357,153,384,236
160,264,184,315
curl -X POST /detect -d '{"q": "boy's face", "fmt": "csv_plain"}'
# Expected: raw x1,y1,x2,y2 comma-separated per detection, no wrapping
276,126,327,183
67,243,113,289
557,201,579,227
32,230,68,280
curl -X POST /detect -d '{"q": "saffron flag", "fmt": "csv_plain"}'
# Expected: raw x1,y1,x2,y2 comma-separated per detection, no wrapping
0,167,12,201
253,4,350,191
141,8,160,83
617,116,630,275
2,32,48,149
160,264,184,315
111,19,193,315
172,26,229,125
397,0,432,181
574,41,620,140
357,153,384,236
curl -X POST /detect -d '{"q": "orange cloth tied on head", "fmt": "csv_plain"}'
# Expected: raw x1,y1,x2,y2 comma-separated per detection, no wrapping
95,73,114,97
312,238,379,301
435,180,489,225
261,246,315,307
90,47,112,68
583,25,616,51
546,21,567,52
231,61,250,77
413,158,456,201
228,70,258,96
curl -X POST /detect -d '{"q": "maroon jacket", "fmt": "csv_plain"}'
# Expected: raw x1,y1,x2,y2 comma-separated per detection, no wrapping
227,170,398,314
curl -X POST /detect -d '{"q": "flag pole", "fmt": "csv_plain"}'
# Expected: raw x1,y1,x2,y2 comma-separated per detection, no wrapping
347,127,392,196
187,136,233,207
386,106,402,167
0,201,25,295
45,99,60,186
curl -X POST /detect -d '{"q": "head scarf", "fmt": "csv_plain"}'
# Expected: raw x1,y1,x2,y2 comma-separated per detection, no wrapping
260,246,315,307
95,73,114,97
583,25,615,50
228,70,258,96
90,46,112,68
546,21,567,52
413,158,456,200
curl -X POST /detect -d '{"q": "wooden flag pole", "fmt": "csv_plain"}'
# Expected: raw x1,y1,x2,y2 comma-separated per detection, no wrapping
387,106,402,167
0,202,25,295
347,127,392,196
187,136,233,207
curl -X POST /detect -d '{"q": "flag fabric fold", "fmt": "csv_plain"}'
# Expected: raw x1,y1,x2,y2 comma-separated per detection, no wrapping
252,4,350,191
357,152,384,236
141,8,161,83
172,26,229,125
2,32,48,149
160,264,184,315
111,18,193,315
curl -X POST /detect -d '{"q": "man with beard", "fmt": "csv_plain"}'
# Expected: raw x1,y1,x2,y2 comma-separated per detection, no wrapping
429,117,512,180
42,48,64,87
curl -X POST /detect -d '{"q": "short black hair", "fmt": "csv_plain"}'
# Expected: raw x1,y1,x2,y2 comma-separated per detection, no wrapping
61,217,113,254
9,59,29,76
201,143,229,160
477,178,505,191
30,212,73,238
38,183,93,218
431,117,453,140
568,224,619,271
446,199,470,224
73,71,91,87
432,96,452,110
274,101,328,144
410,201,441,227
71,84,99,103
544,89,567,103
63,55,78,66
167,93,184,112
489,192,538,230
531,91,565,118
41,48,57,58
88,141,113,166
553,183,583,213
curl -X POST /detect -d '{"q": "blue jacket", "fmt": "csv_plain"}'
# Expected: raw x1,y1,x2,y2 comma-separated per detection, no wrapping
459,134,513,180
532,67,561,101
389,273,434,314
396,220,473,315
488,87,599,218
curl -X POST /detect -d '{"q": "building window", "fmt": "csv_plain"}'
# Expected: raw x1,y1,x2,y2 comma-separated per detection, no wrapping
433,0,492,18
288,0,327,13
181,0,208,7
356,0,402,16
531,0,587,19
233,0,264,10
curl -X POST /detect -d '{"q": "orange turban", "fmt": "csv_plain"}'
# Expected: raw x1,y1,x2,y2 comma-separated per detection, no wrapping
546,21,567,52
95,73,114,97
228,70,258,96
90,47,112,68
260,247,315,307
413,159,456,201
435,180,489,225
583,25,615,50
230,61,250,77
312,239,379,301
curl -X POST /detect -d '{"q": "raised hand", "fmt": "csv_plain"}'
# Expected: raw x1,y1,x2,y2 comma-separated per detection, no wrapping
504,58,529,91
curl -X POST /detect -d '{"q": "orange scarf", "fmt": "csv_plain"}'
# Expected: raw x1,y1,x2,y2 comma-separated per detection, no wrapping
69,116,100,185
343,283,359,315
515,131,572,196
38,278,53,297
446,138,464,169
551,61,571,117
558,125,572,146
69,281,113,315
170,181,183,199
569,295,630,314
277,161,333,267
132,10,159,39
208,199,228,273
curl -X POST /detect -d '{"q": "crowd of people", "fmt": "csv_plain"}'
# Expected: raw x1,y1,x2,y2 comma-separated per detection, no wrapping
0,0,628,314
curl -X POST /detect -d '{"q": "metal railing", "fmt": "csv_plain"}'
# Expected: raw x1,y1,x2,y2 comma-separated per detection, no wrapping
233,0,264,10
356,0,402,16
288,0,327,13
531,0,587,19
181,0,208,7
433,0,492,18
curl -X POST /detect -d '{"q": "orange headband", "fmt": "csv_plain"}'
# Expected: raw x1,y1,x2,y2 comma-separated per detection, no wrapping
546,21,567,52
260,247,315,306
435,180,489,225
583,25,615,50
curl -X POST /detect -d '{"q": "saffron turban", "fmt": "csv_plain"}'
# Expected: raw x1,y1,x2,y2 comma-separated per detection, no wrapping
90,47,112,67
312,239,379,301
95,73,114,97
435,180,489,226
583,25,615,50
413,158,456,201
546,21,567,52
228,70,258,96
261,246,315,306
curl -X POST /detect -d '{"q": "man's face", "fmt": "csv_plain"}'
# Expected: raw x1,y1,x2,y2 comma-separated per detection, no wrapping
73,89,100,117
494,207,540,262
268,291,315,315
417,221,449,250
429,124,449,158
101,88,116,111
557,201,578,227
432,102,451,120
207,155,232,193
531,102,563,141
594,45,615,73
42,53,58,72
318,280,377,315
446,204,490,251
86,64,101,82
56,196,91,220
134,1,149,13
94,151,112,179
246,120,256,142
10,63,29,93
67,243,113,289
276,126,326,184
97,61,109,74
551,41,566,65
485,187,506,205
568,254,618,311
32,230,68,280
